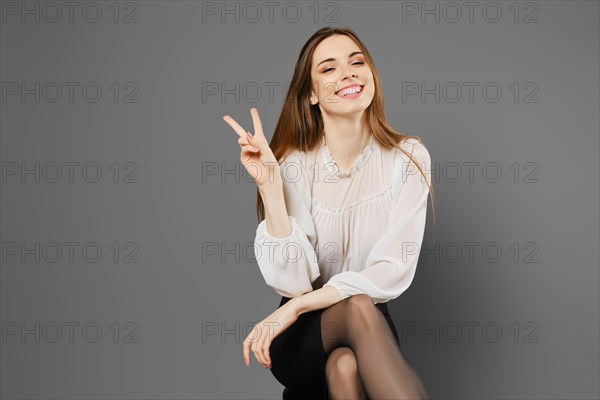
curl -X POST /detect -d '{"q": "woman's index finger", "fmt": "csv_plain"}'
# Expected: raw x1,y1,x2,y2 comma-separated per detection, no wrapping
223,115,247,139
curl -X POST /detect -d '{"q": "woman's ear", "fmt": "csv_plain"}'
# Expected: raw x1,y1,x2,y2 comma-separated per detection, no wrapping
309,82,319,105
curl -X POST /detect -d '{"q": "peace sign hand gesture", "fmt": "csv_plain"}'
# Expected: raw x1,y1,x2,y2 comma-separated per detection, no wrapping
223,108,282,189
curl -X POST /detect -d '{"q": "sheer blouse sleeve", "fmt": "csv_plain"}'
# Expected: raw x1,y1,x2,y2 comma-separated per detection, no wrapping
254,152,321,298
322,139,432,304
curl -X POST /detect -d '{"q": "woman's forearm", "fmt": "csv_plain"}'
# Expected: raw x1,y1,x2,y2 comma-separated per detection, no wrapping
291,286,344,316
259,183,293,239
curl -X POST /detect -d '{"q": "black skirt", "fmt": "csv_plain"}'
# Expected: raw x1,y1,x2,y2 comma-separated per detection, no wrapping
268,295,402,399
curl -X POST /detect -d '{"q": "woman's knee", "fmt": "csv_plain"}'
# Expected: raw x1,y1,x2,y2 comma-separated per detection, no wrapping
325,346,359,381
347,293,374,306
346,294,383,328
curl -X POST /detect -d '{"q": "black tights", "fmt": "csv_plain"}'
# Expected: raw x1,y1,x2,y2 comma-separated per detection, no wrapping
320,294,428,400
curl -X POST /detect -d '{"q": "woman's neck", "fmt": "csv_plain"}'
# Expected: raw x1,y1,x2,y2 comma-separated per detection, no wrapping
322,117,372,171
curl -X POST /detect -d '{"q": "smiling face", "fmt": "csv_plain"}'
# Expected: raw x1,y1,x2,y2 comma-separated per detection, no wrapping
309,34,375,117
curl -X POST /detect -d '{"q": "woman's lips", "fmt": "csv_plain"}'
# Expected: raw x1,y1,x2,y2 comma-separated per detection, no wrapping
336,85,364,100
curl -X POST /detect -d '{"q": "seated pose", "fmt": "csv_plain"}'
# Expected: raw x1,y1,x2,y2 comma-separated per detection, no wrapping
224,26,435,400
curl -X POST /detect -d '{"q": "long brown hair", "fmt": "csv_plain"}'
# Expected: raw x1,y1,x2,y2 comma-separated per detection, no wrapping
256,26,437,240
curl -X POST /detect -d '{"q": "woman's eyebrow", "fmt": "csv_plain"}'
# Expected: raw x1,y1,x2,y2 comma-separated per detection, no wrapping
317,51,363,67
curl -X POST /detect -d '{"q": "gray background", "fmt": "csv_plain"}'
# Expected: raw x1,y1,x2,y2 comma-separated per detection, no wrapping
1,0,598,399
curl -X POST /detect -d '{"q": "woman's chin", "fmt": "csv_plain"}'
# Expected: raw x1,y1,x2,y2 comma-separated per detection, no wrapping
326,102,372,117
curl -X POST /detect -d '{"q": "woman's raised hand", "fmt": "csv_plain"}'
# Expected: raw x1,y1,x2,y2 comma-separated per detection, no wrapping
223,108,281,189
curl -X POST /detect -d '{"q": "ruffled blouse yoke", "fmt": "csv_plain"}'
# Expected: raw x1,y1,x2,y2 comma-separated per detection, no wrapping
253,135,432,304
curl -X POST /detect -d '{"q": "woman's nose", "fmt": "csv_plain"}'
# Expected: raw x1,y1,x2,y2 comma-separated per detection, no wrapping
340,66,358,81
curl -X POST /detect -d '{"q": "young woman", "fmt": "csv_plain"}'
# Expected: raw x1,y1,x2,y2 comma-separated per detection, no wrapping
224,27,435,400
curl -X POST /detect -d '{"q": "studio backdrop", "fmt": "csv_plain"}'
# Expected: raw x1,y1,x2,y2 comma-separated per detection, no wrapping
1,1,598,399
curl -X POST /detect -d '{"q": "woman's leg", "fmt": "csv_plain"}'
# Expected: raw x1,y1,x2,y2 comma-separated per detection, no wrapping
325,347,367,400
320,294,428,400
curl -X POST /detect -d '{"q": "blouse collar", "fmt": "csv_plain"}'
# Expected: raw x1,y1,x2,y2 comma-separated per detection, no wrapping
320,134,375,178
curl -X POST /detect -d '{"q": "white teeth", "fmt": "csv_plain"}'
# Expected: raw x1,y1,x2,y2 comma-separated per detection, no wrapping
338,86,362,96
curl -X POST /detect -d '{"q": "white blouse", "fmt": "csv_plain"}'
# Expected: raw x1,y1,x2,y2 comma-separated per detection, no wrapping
253,135,432,304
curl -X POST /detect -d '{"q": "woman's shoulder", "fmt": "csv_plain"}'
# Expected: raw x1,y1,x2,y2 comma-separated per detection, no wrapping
394,137,431,166
278,149,313,192
280,148,309,173
280,148,303,166
389,137,432,192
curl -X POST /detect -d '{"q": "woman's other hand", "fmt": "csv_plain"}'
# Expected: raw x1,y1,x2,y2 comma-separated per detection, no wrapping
242,299,300,369
223,108,282,189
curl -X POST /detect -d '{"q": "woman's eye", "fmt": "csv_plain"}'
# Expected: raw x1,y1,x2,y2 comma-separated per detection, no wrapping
322,61,364,73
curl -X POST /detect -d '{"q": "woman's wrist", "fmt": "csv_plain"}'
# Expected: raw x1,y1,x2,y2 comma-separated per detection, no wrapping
258,181,283,197
292,286,344,316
